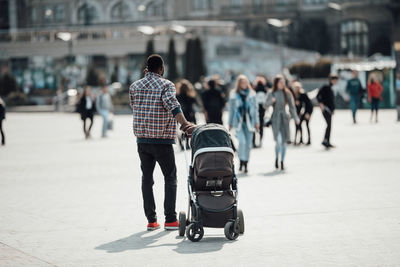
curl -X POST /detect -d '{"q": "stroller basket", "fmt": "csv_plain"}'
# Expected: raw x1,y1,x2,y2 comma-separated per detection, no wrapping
193,151,234,191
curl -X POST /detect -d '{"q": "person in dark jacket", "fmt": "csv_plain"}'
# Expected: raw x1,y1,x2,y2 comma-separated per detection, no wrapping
77,86,96,139
292,81,313,145
176,79,200,149
346,70,363,124
201,80,225,124
0,97,6,146
253,76,268,147
317,74,338,149
176,79,199,124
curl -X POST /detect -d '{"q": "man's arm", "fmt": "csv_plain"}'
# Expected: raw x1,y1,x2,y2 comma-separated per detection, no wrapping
175,112,196,136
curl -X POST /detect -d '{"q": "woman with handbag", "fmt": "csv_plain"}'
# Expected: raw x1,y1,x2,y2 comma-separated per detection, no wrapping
265,75,299,170
228,74,259,173
77,86,96,139
292,81,313,145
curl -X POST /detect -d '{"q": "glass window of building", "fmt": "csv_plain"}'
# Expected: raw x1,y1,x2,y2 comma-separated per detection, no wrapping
30,6,37,23
44,5,54,22
253,0,262,6
111,1,131,20
341,20,369,56
231,0,242,7
146,2,164,17
55,4,65,22
191,0,213,10
78,4,99,24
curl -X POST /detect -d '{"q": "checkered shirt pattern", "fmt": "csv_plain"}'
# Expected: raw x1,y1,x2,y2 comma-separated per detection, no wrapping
129,72,181,141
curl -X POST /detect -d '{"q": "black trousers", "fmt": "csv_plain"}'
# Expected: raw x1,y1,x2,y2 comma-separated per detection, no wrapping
0,119,4,145
137,143,177,223
322,110,332,143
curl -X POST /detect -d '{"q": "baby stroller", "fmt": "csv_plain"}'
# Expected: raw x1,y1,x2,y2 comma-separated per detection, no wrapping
179,124,244,242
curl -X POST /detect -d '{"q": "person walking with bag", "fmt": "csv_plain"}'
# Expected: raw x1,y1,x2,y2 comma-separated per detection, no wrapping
228,74,259,173
129,54,196,231
77,86,96,139
265,75,299,170
317,74,338,149
96,85,113,138
292,81,313,145
367,73,383,123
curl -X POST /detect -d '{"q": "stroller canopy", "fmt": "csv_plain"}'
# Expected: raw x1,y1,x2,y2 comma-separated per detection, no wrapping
190,124,234,159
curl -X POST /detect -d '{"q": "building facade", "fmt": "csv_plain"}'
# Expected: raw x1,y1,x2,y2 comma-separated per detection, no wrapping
0,0,399,92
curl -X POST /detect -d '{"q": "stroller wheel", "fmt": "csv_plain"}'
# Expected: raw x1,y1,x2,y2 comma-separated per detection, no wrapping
224,221,239,240
238,209,245,234
186,223,204,242
178,211,186,237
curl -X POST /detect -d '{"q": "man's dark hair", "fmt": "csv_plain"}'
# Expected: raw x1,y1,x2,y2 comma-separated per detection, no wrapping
147,54,164,73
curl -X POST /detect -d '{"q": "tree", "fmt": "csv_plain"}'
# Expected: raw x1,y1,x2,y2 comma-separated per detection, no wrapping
184,38,194,82
192,37,206,83
295,19,330,54
111,65,119,83
167,38,179,81
142,38,155,77
86,65,99,86
0,72,18,97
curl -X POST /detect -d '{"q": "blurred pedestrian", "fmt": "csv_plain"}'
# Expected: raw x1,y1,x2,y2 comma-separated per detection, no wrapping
317,74,338,149
367,73,383,123
176,79,199,149
202,79,225,124
77,86,96,139
0,97,6,146
176,79,198,124
96,85,113,138
228,74,260,173
129,54,196,231
396,73,400,121
265,75,299,170
346,70,363,124
253,76,268,147
292,81,313,145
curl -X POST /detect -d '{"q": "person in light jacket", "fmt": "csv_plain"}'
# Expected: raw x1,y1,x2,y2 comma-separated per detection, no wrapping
228,74,260,173
96,85,113,138
265,75,299,170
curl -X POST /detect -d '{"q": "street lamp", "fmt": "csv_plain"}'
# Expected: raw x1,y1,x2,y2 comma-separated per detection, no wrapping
267,18,291,72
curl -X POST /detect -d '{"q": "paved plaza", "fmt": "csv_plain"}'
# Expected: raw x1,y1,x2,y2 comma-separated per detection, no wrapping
0,109,400,266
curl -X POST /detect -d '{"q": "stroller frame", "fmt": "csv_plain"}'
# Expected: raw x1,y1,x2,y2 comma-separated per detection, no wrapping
179,132,244,242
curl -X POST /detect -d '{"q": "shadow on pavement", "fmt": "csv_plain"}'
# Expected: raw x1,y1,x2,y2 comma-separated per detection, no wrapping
96,230,231,254
260,170,285,177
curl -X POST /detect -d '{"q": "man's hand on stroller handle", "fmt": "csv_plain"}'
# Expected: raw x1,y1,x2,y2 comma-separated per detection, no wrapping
175,112,196,137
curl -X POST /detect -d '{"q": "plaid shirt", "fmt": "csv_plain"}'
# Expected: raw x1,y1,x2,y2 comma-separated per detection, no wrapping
129,72,181,144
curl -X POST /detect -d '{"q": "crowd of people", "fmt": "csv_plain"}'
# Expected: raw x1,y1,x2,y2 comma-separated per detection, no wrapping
128,54,387,232
75,84,114,139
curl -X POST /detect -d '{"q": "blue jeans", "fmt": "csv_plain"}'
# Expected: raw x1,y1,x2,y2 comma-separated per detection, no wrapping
99,110,109,137
350,95,359,121
237,123,253,161
275,132,286,162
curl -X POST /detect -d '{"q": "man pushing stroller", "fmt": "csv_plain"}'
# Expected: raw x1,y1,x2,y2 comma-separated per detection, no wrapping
129,54,196,231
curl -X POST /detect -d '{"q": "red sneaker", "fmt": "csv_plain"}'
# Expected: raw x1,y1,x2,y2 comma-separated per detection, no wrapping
147,222,160,231
164,221,179,230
